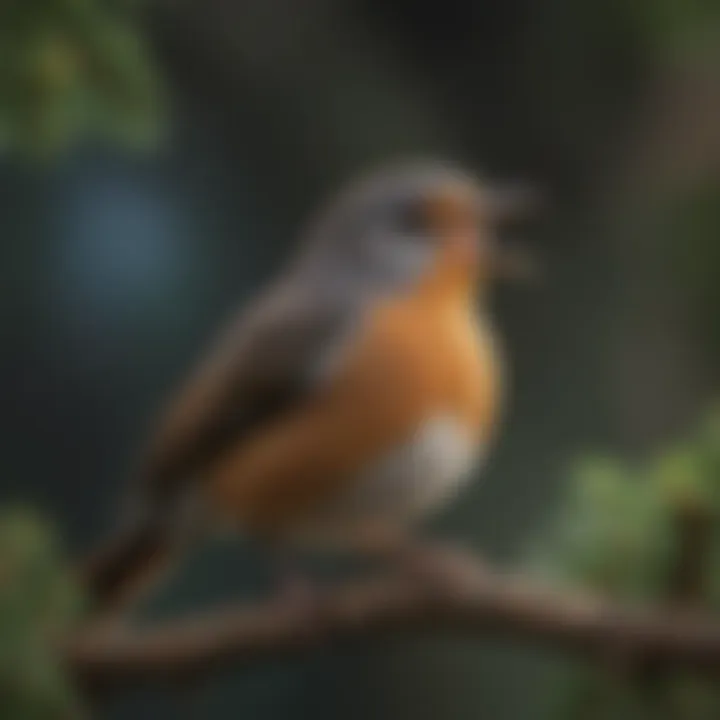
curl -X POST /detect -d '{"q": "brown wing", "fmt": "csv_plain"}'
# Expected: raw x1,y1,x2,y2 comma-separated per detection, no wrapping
84,284,349,608
138,282,350,507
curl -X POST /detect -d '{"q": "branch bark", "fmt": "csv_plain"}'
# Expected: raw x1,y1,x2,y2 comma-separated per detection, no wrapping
64,549,720,690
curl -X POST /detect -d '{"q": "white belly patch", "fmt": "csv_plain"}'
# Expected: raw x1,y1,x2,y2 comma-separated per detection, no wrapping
301,416,482,542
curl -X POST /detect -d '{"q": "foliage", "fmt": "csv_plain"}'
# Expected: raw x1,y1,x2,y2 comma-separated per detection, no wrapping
0,507,84,719
628,0,720,55
566,0,720,56
532,408,720,718
0,0,163,158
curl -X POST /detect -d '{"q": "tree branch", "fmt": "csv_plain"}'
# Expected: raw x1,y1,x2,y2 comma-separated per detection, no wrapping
64,549,720,690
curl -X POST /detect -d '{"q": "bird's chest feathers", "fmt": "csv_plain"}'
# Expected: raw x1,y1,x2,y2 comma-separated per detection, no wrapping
347,292,501,441
307,294,500,531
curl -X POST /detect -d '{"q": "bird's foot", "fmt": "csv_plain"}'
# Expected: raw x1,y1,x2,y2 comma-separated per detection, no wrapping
347,524,484,591
395,540,487,596
276,570,316,610
272,569,327,636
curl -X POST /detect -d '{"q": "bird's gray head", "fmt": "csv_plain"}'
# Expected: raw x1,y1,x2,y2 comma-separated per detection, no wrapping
293,160,538,298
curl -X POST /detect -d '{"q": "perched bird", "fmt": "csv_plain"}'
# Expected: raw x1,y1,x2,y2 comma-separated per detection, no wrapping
84,160,537,610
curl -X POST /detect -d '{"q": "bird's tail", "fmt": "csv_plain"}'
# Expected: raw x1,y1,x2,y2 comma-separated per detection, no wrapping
80,516,175,615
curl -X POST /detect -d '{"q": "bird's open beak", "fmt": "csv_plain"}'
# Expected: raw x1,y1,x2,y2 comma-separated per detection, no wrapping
486,183,543,283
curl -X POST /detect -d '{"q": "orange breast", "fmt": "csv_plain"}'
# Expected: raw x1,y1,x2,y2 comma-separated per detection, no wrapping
208,257,502,535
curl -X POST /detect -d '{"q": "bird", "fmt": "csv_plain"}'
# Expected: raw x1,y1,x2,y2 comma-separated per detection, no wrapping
83,160,537,612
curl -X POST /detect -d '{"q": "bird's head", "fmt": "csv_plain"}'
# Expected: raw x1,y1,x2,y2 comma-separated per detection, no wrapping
297,160,540,297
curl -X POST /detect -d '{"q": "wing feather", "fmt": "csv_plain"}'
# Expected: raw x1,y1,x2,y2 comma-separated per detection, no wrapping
138,283,349,506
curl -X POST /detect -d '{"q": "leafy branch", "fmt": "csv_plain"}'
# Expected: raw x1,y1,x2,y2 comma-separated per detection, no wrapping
4,411,720,718
0,0,162,157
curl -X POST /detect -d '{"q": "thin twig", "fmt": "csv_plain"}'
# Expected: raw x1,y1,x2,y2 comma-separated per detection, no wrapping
64,549,720,690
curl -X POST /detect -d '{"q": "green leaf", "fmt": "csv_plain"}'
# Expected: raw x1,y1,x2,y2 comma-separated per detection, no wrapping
0,507,83,719
533,407,720,718
0,0,164,158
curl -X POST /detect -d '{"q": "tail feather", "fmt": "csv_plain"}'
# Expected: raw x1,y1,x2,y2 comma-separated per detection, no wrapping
81,521,172,613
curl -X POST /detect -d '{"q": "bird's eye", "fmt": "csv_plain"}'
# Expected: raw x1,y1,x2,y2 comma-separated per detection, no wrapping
394,198,428,237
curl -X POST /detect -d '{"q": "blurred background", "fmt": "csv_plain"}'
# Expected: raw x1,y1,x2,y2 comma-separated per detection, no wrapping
1,0,719,718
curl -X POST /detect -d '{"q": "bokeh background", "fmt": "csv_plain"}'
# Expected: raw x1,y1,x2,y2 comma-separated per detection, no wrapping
1,0,719,718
